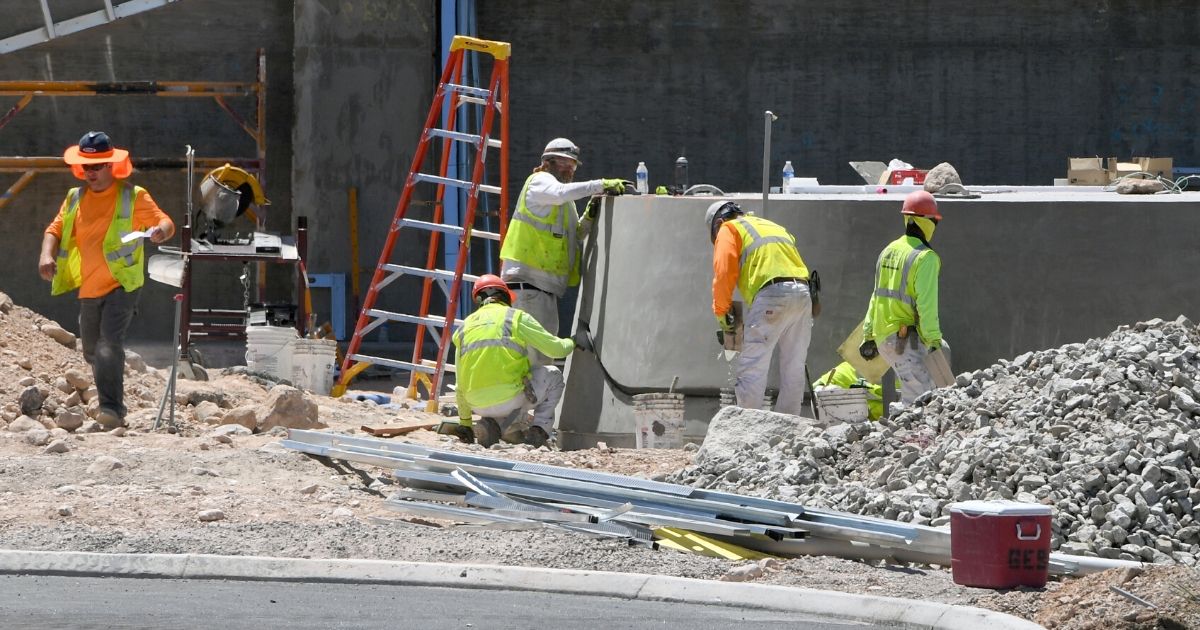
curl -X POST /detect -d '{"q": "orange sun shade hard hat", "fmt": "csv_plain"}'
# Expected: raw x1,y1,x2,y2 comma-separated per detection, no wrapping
63,131,133,180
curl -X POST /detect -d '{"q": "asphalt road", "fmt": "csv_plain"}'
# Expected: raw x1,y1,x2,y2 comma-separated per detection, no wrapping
0,575,877,629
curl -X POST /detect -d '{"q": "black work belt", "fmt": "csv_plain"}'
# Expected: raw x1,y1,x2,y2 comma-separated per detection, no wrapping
509,282,554,296
761,276,808,290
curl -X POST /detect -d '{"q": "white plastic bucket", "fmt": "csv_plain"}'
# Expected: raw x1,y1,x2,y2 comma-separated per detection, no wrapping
245,326,298,380
290,338,337,395
632,392,684,449
815,387,869,424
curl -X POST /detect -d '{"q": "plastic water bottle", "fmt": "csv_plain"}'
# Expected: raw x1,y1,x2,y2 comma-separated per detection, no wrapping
782,160,795,192
635,162,648,194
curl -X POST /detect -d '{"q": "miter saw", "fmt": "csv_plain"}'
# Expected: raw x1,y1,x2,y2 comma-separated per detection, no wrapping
195,163,271,247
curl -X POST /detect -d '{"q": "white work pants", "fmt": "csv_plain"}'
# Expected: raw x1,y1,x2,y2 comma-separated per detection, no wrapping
878,334,951,405
511,288,559,366
470,365,564,433
735,281,813,416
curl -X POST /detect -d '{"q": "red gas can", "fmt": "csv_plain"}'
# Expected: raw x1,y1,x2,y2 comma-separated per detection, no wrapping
949,500,1052,589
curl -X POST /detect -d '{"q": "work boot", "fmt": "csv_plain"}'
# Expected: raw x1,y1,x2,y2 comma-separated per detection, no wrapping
523,426,550,448
96,407,125,429
453,425,475,445
474,418,501,448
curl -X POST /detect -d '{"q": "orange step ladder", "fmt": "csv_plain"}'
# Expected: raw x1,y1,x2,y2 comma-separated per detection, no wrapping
334,35,511,409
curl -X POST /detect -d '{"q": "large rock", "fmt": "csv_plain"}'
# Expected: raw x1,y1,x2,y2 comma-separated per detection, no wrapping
192,400,224,425
124,351,148,373
696,406,814,464
6,415,42,432
19,386,46,416
54,406,87,432
64,369,92,391
87,456,125,474
40,324,77,348
0,291,12,314
221,406,258,431
922,162,962,193
254,385,323,432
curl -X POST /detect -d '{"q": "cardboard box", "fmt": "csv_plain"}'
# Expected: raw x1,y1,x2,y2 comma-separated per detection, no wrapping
1135,157,1173,179
1067,157,1109,186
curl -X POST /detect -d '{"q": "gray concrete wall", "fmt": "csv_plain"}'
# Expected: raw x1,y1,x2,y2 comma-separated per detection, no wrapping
559,191,1200,449
0,0,295,341
479,0,1200,192
292,0,437,335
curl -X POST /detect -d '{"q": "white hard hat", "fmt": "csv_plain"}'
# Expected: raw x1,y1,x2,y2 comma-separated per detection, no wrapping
542,137,581,165
705,200,742,243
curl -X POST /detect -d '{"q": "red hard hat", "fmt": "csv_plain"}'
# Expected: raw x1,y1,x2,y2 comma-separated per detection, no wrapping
472,274,515,303
900,190,941,220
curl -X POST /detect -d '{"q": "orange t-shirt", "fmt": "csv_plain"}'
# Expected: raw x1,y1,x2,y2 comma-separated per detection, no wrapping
44,184,173,299
711,222,743,317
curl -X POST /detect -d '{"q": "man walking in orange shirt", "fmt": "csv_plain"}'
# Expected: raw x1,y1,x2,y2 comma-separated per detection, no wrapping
38,131,175,428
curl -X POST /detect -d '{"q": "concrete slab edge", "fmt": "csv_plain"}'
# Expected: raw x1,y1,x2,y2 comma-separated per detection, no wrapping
0,549,1042,629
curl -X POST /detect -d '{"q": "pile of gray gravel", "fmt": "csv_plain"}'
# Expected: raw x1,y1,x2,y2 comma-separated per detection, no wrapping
669,316,1200,566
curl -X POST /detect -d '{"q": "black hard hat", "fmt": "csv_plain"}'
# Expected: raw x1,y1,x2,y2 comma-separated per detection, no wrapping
77,131,114,155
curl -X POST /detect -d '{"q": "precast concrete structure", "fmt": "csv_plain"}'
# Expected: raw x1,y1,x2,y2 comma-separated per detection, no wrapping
559,190,1200,449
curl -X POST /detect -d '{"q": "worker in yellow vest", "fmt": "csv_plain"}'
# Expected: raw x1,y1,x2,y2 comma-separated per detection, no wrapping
858,190,945,405
708,201,814,416
815,362,884,420
38,131,175,428
499,137,627,364
452,274,587,448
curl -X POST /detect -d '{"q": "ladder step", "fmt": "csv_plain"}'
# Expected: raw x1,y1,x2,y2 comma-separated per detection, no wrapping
427,128,503,150
382,264,480,284
367,309,464,329
397,218,501,241
457,96,504,114
444,82,491,99
348,354,456,375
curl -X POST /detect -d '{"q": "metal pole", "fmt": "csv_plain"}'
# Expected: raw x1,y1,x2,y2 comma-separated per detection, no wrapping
761,111,777,214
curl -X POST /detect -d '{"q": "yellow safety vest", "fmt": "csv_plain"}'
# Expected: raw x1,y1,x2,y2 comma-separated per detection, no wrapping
816,362,884,420
728,216,809,306
498,174,581,287
453,302,531,409
51,183,145,296
865,235,939,342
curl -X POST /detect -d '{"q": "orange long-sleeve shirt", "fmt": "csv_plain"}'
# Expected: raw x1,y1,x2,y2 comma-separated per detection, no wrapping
44,185,173,298
711,222,743,317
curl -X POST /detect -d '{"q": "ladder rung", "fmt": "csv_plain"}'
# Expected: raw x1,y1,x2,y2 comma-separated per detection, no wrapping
348,354,456,374
382,264,480,284
478,184,502,196
367,309,464,329
444,83,491,99
428,128,501,149
397,218,501,241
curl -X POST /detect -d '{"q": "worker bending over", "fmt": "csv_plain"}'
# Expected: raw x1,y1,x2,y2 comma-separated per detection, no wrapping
452,275,587,448
708,201,814,416
815,362,884,421
858,190,946,405
39,131,175,429
499,137,627,364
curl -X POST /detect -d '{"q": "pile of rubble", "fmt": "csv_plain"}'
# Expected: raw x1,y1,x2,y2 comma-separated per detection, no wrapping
671,316,1200,567
0,290,323,439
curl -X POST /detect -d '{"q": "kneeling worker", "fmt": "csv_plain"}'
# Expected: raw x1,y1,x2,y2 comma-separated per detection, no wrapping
815,362,884,421
452,274,585,448
708,201,814,416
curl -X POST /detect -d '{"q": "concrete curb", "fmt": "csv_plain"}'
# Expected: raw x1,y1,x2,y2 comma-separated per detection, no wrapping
0,549,1042,629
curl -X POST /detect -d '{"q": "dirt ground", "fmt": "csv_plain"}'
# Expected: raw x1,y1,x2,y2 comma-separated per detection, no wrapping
1,295,1198,628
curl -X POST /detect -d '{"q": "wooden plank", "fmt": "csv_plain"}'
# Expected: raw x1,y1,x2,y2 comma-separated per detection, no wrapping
360,423,438,438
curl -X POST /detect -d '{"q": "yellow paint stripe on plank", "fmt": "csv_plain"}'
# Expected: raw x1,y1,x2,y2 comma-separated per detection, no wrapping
653,528,773,561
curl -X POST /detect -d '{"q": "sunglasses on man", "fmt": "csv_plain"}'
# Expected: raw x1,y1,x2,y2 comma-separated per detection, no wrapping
82,163,110,172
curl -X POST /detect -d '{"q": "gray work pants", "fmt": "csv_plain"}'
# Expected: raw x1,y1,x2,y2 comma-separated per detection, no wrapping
79,288,140,418
735,281,813,416
470,365,565,433
877,334,952,405
510,287,559,366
